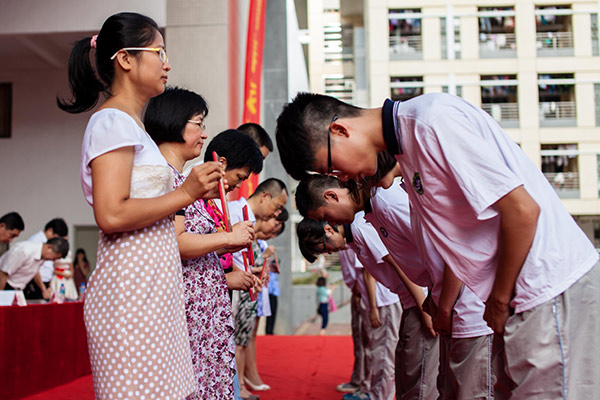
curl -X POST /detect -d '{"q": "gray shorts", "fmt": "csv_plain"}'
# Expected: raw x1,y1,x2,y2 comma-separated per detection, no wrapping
494,260,600,399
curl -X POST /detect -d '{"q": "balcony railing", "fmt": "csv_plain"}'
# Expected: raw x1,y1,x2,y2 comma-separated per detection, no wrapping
479,33,516,58
482,103,519,128
389,35,423,60
539,101,577,127
543,171,580,198
536,32,574,56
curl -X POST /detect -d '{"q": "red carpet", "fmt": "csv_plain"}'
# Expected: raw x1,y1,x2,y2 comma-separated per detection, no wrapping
23,335,353,400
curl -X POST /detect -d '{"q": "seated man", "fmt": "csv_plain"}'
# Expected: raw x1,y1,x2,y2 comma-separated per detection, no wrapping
0,212,24,244
0,237,69,299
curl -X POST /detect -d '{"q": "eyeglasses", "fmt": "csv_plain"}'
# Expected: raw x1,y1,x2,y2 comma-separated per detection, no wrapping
327,115,344,176
110,47,168,63
187,119,206,130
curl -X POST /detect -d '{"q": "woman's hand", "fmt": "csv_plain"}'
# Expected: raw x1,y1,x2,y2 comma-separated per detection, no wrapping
225,269,254,291
226,221,254,251
262,245,276,260
181,162,226,200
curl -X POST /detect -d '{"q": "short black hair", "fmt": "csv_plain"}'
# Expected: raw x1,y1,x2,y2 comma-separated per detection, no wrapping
237,123,273,152
144,87,209,145
203,129,263,174
47,237,70,258
295,175,360,217
316,276,327,287
275,92,362,180
45,218,68,237
250,178,288,199
296,217,337,263
276,207,289,222
0,212,24,231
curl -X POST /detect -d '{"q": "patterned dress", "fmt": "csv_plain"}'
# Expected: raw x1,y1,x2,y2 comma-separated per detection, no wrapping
170,166,236,399
84,165,195,400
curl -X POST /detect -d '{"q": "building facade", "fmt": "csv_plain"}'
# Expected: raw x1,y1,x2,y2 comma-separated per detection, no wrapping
307,0,600,246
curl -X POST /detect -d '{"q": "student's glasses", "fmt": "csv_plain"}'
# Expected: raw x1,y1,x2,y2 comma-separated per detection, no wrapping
187,119,206,130
327,115,344,176
110,47,168,63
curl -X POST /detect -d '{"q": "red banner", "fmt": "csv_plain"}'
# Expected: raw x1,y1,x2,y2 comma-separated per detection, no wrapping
235,0,266,200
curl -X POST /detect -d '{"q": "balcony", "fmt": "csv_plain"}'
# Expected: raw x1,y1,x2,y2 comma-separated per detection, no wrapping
479,33,516,58
539,101,576,127
389,35,422,60
536,31,574,56
543,171,580,198
482,103,519,128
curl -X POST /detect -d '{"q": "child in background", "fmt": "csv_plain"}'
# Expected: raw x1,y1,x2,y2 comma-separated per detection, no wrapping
316,276,331,335
50,250,78,301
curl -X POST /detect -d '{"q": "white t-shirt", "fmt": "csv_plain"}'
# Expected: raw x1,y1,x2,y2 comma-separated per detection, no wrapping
347,212,400,310
364,184,432,294
338,248,359,289
384,93,599,313
0,242,44,290
80,108,167,205
27,230,54,282
367,184,492,338
229,198,256,271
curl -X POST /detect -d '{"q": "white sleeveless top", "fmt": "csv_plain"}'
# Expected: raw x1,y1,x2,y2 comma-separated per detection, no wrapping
80,108,171,205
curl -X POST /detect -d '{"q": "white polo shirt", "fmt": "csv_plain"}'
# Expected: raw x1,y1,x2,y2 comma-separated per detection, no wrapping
366,183,492,338
0,241,45,290
229,198,256,271
338,248,359,289
27,230,54,283
347,212,400,311
382,93,599,313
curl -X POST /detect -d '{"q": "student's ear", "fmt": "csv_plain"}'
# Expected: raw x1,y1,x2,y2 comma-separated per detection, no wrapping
323,224,336,236
329,119,349,138
323,189,339,203
219,156,228,169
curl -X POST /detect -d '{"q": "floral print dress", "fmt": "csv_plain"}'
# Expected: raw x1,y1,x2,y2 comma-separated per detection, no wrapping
170,166,236,399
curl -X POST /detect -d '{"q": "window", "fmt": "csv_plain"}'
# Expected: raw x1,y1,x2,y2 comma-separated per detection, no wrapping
389,9,422,60
595,84,600,127
442,85,463,97
441,16,461,59
535,5,574,57
390,77,423,102
593,14,599,56
324,76,355,103
538,73,576,127
481,75,519,128
541,144,580,198
478,7,516,58
323,6,353,63
0,83,11,138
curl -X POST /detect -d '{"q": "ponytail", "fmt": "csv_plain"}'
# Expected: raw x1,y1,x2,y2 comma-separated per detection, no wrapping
57,12,159,114
57,36,105,113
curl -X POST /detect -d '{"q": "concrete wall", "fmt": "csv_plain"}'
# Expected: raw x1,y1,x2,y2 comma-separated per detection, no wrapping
0,0,167,34
0,67,95,242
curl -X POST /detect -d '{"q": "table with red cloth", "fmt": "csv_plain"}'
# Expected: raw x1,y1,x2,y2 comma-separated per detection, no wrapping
0,302,90,400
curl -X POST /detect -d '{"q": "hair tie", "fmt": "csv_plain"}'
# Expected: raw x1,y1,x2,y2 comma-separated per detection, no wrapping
90,35,98,49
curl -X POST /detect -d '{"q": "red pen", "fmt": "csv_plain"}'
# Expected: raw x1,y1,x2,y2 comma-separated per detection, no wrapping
242,252,255,301
212,151,232,232
242,205,255,265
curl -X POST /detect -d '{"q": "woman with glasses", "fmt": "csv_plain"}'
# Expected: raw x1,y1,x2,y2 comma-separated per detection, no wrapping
145,87,263,399
58,12,223,399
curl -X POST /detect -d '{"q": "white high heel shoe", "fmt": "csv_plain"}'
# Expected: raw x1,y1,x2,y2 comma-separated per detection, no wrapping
244,378,271,391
